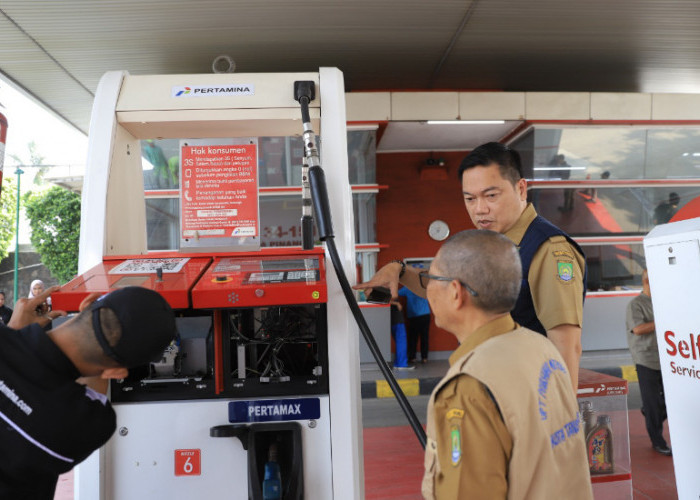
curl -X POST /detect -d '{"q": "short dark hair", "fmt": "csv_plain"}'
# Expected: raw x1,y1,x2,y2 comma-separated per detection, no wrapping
458,142,523,185
0,291,5,298
71,307,123,368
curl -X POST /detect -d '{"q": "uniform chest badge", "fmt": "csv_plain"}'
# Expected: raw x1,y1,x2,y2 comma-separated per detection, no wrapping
557,261,573,282
446,408,464,420
450,426,461,466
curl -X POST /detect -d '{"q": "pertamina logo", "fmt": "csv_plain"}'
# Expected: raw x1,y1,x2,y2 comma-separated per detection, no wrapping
171,84,255,98
665,330,700,379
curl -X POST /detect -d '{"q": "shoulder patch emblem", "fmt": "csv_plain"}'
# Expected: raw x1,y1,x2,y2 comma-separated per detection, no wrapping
451,426,461,466
446,408,465,420
553,249,573,259
557,261,573,282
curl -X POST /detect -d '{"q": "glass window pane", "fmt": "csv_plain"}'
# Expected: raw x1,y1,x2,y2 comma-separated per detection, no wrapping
513,126,700,181
259,196,307,247
146,198,180,250
144,130,377,250
347,130,376,184
256,193,376,247
583,243,645,291
646,129,700,179
357,251,377,284
548,128,647,181
532,186,698,235
258,137,303,187
353,193,376,244
142,139,181,189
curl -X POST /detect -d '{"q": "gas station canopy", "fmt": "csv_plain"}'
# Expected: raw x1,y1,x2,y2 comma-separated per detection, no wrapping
2,0,700,136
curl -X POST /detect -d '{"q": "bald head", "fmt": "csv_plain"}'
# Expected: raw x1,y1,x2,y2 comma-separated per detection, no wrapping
435,230,522,314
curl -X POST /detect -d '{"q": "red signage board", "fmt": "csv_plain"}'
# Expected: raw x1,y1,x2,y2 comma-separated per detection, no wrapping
181,143,259,239
174,449,201,476
576,368,628,398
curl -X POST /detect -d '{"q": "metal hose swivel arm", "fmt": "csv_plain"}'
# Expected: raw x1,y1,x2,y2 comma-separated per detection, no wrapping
294,81,321,250
293,80,427,449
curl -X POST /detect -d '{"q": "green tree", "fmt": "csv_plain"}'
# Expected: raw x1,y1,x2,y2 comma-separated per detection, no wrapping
8,141,48,185
24,186,81,282
0,176,18,260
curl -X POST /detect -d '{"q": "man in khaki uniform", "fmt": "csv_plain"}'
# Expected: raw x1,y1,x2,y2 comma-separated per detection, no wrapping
356,142,586,389
420,230,591,499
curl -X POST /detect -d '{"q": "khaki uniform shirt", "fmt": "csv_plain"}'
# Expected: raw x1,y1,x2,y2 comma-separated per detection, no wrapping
424,316,514,499
504,204,585,330
422,316,592,500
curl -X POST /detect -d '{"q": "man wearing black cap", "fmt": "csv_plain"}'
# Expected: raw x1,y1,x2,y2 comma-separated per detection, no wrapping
0,286,177,499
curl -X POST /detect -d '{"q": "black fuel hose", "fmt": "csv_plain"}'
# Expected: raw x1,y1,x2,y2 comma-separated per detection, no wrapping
295,80,426,448
309,167,427,449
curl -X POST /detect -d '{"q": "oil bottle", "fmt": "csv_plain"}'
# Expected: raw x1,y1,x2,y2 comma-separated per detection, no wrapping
587,414,614,474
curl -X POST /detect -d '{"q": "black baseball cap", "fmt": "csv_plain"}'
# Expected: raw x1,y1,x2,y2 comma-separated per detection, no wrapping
90,287,176,368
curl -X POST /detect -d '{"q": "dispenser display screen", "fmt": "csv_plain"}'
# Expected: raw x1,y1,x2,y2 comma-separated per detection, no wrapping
213,257,319,273
246,270,319,284
247,272,286,283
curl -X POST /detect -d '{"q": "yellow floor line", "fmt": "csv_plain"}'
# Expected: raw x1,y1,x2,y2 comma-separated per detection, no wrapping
376,378,420,398
621,365,638,382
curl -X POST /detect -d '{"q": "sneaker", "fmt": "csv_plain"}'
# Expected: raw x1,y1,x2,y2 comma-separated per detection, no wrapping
653,444,672,456
394,365,416,371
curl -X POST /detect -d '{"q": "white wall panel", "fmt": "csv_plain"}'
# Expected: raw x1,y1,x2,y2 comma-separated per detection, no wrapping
526,92,590,120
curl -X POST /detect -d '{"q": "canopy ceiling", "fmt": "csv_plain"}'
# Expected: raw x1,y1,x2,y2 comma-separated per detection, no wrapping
1,1,700,137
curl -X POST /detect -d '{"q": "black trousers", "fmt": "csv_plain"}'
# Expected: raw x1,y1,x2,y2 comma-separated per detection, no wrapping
636,364,668,448
407,314,431,361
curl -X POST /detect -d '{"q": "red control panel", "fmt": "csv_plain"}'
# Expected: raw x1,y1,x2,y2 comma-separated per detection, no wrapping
51,248,328,311
191,248,327,308
51,256,212,311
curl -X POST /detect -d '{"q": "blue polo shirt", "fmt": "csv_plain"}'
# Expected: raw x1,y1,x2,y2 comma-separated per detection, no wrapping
398,287,431,318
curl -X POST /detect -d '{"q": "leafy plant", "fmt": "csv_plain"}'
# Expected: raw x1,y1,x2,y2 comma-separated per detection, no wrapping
24,186,81,282
8,141,48,185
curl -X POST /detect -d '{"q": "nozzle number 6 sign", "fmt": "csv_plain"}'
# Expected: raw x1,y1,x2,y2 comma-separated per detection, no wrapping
175,449,201,476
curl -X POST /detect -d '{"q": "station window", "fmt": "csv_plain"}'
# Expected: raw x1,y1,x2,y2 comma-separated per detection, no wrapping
146,197,179,251
512,126,700,290
143,129,377,251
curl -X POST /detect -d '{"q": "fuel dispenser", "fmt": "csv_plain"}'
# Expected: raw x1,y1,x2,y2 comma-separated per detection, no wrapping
51,69,365,499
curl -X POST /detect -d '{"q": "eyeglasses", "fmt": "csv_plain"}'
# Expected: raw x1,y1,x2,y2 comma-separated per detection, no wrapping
418,271,478,297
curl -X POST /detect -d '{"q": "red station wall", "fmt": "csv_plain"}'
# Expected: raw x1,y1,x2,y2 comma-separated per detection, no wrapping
376,151,475,353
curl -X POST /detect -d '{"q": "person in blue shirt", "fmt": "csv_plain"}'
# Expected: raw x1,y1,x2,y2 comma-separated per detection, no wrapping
398,285,432,364
390,302,413,370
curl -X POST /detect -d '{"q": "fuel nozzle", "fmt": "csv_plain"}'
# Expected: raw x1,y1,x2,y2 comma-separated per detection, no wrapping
262,442,282,500
294,80,333,245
